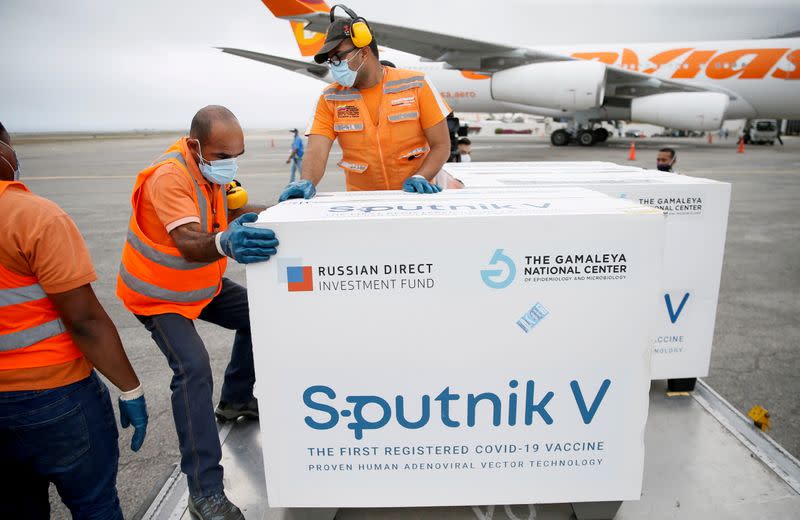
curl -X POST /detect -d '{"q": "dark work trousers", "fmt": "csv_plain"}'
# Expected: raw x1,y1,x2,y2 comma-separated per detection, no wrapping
136,278,255,498
0,372,123,520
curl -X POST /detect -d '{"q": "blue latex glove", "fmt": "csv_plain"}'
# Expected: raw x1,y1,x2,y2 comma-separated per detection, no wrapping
278,180,316,202
218,213,279,264
119,395,148,452
402,175,441,194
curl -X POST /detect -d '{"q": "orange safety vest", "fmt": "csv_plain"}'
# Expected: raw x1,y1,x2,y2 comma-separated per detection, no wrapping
0,181,85,371
116,139,228,319
326,68,434,191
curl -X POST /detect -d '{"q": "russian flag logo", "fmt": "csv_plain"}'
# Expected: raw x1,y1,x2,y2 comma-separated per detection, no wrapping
287,266,314,292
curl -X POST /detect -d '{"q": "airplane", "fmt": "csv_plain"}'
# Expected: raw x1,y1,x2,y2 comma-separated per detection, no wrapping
219,0,800,146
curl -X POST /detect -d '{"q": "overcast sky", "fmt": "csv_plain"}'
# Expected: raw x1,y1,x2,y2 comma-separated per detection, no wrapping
1,0,798,132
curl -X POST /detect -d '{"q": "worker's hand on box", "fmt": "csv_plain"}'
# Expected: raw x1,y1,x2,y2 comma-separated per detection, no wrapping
278,179,316,202
403,175,441,194
217,213,279,264
118,391,148,452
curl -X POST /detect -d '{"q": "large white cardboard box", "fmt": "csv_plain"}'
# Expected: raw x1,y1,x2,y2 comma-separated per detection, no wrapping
247,191,664,508
441,163,731,380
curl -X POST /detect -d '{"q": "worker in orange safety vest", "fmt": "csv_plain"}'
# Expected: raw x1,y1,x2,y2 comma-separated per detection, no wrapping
116,106,279,520
278,5,452,200
0,121,147,520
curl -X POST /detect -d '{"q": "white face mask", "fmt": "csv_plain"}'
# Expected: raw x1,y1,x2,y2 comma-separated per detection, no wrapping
459,153,471,163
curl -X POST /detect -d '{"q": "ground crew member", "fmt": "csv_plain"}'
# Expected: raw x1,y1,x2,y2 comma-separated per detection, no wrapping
656,147,678,172
279,4,451,201
286,128,304,181
116,106,278,520
0,122,148,519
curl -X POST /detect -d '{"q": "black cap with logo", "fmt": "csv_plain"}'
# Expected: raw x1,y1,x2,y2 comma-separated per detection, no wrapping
313,19,354,64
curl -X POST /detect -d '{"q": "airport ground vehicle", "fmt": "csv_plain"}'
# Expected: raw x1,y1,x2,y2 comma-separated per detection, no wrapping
744,119,779,144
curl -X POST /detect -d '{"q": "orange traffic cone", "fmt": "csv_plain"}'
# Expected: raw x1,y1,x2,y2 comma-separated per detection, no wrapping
707,133,713,144
628,142,636,161
737,138,745,154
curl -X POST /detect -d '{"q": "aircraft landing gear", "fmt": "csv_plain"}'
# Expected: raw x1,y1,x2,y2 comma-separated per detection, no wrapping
577,130,595,146
551,129,570,146
550,125,609,147
593,128,609,142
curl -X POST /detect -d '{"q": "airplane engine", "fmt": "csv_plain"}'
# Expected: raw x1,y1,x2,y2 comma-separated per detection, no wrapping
490,61,606,112
631,92,729,130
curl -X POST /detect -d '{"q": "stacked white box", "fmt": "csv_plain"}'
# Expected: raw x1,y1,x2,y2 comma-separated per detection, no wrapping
247,191,664,507
442,162,731,380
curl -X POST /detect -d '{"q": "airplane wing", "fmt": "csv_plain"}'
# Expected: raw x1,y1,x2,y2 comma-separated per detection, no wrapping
295,12,569,71
218,47,329,81
291,12,725,99
256,1,728,101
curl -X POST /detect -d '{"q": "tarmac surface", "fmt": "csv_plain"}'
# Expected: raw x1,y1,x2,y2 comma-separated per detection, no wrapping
11,132,799,519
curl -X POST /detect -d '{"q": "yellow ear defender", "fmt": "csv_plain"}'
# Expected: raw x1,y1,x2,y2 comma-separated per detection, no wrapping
225,180,248,210
331,4,373,48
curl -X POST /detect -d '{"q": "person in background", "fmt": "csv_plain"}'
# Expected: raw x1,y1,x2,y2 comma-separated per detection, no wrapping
656,147,678,173
457,137,472,163
279,4,451,200
286,128,304,182
0,122,147,520
116,106,278,520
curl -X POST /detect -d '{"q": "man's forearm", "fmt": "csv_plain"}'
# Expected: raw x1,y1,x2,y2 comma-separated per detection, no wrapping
413,143,450,181
170,224,223,263
301,154,326,186
49,285,140,392
71,313,141,392
300,135,334,186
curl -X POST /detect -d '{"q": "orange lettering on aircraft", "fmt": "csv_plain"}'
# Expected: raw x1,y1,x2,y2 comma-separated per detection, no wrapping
571,52,618,64
706,48,789,79
461,71,490,80
672,50,716,79
621,48,639,71
291,21,326,56
773,49,800,79
641,48,692,74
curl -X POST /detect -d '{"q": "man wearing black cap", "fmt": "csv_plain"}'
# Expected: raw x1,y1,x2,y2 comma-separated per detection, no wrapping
278,5,452,200
286,128,304,182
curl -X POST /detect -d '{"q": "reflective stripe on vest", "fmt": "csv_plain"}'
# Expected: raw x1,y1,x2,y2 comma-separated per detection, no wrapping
388,111,420,122
384,82,425,94
334,123,365,132
0,283,47,307
0,318,65,352
338,160,368,172
384,76,424,87
325,93,363,101
400,146,430,159
118,263,218,303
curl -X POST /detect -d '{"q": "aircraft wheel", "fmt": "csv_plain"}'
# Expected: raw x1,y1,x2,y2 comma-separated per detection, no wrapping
577,130,595,146
593,128,609,142
551,129,570,146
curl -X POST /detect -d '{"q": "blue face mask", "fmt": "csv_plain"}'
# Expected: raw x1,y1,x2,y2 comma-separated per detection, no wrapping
329,51,365,88
195,141,238,185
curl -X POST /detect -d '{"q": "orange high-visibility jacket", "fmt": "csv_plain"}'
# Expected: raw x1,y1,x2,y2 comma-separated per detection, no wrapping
116,139,228,319
0,181,84,371
325,68,435,191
